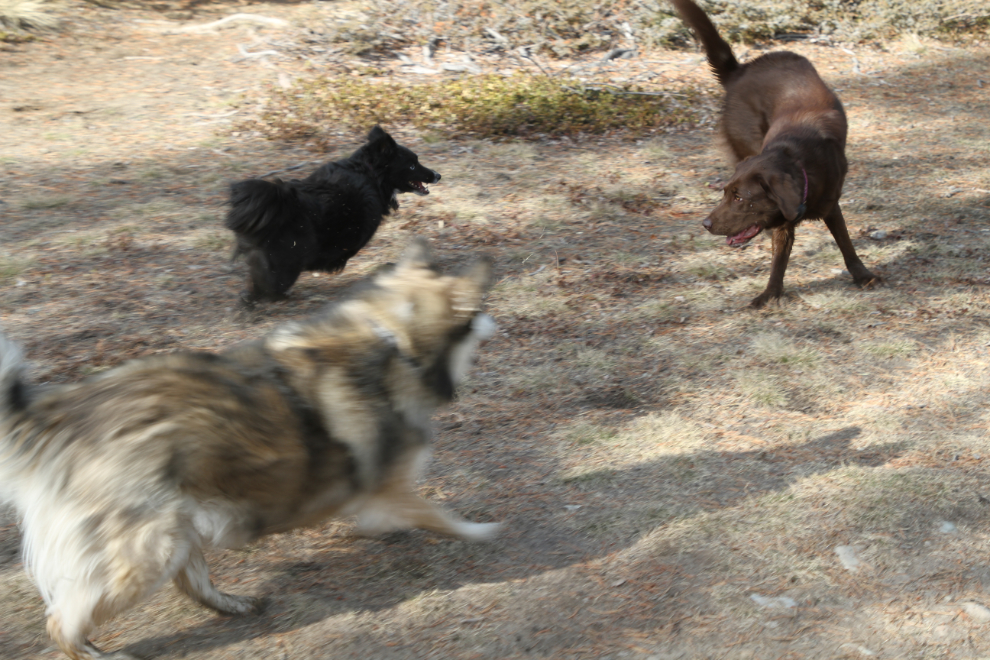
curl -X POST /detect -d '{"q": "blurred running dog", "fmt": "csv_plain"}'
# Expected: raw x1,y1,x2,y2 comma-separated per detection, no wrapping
227,125,441,303
669,0,880,307
0,239,498,660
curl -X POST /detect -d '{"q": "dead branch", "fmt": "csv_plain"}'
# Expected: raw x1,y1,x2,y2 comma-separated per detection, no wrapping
159,13,289,34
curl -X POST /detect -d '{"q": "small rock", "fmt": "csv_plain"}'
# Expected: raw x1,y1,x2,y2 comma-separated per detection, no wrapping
676,233,692,242
840,643,875,657
835,545,862,572
962,601,990,623
563,505,582,511
441,63,482,74
749,593,797,609
830,268,850,276
868,230,888,240
939,521,957,534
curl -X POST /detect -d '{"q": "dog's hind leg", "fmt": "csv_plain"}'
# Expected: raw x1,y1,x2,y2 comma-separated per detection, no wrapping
48,614,138,660
44,552,164,660
243,250,284,303
243,249,302,302
173,547,263,615
823,204,881,287
39,511,202,659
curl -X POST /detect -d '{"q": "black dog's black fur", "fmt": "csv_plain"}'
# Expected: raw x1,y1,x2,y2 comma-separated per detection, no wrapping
226,126,441,302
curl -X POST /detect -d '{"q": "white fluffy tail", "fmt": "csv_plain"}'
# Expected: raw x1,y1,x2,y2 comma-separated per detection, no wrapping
0,331,29,505
0,331,27,419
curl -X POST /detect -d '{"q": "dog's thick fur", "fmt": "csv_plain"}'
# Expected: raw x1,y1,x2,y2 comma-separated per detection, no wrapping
670,0,880,308
226,126,441,303
0,239,498,660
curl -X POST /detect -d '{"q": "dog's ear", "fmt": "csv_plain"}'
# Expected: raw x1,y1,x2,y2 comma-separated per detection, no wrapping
366,125,397,158
397,237,433,270
450,256,493,317
458,256,493,293
762,169,806,222
458,256,493,291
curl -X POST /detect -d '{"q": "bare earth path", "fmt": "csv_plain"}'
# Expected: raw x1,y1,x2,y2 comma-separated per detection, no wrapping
2,2,990,659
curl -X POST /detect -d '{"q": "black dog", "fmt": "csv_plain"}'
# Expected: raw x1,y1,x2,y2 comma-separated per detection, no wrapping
226,126,441,302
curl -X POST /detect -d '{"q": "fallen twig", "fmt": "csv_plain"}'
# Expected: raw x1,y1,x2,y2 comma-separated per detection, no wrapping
513,47,554,77
236,43,282,61
159,13,289,35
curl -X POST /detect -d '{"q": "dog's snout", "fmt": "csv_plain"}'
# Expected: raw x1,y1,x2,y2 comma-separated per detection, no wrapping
702,217,713,230
432,171,441,184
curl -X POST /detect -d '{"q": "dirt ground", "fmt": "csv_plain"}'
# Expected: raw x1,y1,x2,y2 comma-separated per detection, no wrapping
2,2,990,659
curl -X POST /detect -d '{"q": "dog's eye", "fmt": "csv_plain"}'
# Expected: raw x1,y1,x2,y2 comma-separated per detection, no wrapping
733,194,744,202
409,164,415,170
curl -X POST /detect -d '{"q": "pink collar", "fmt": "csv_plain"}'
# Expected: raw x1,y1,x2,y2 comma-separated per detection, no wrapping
796,166,808,220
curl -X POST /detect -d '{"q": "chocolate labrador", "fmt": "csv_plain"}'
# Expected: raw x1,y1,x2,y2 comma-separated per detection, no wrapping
670,0,880,308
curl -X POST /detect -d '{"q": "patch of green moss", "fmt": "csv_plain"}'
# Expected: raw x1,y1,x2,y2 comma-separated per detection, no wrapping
246,73,708,143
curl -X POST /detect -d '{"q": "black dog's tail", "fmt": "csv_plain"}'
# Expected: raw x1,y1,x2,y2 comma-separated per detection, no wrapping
669,0,739,87
226,179,303,243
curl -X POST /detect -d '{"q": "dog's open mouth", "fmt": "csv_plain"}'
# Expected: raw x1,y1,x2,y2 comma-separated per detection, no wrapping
410,181,430,196
726,224,762,247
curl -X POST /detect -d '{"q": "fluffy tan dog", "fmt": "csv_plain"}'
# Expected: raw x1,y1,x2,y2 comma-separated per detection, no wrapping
0,238,499,659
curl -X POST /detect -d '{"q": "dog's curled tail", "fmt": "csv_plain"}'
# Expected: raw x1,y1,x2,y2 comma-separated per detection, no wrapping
0,332,29,421
0,332,32,504
669,0,739,86
226,179,302,241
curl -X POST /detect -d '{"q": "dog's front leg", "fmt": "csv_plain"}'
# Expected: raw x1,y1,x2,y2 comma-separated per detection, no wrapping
751,224,796,308
355,493,501,542
173,548,264,615
823,204,881,287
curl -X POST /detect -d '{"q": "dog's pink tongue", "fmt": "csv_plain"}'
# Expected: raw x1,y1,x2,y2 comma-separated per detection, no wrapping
726,224,761,246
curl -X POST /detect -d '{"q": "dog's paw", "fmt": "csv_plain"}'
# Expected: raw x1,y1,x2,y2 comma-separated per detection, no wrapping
856,274,883,289
749,291,781,309
82,642,144,659
246,596,269,615
213,593,266,616
238,291,258,309
452,521,502,542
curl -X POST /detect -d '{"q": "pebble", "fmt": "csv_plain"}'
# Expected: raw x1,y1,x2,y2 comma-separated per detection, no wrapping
939,521,958,534
962,601,990,623
839,643,875,656
868,230,888,240
749,593,797,609
830,268,850,276
835,545,862,572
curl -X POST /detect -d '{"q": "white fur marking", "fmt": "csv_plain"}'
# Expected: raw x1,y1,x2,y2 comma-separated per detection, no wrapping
393,301,414,322
449,314,496,385
451,521,502,542
472,313,497,340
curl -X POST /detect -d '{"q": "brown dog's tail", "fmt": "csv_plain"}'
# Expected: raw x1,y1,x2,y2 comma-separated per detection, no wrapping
668,0,739,86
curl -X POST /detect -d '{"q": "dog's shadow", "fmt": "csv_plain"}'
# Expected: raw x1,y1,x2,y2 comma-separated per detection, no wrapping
122,426,905,658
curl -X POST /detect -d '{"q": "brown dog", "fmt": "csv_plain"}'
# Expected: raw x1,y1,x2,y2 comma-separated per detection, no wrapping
670,0,880,308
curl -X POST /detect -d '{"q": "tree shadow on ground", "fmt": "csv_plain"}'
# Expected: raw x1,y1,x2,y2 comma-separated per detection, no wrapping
120,426,904,657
